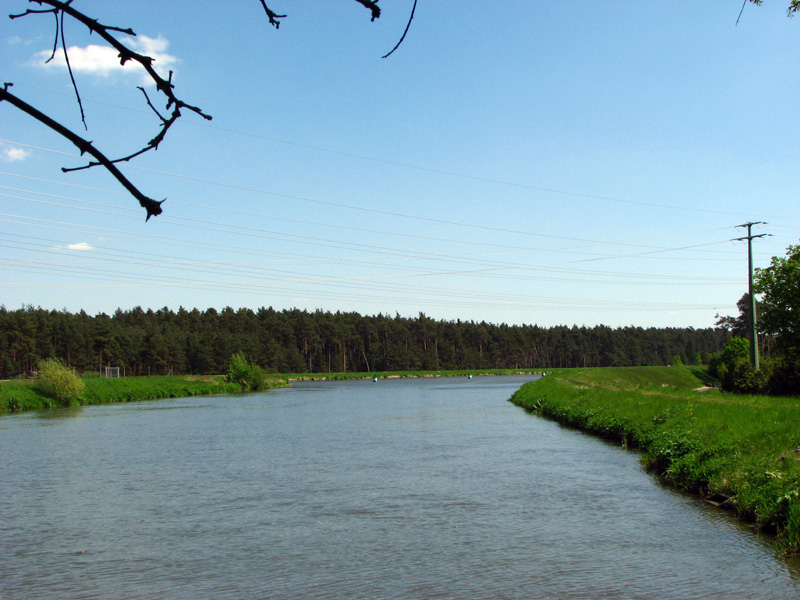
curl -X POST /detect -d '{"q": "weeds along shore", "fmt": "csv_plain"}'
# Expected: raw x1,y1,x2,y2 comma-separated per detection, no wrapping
509,366,800,554
0,375,285,412
0,368,539,413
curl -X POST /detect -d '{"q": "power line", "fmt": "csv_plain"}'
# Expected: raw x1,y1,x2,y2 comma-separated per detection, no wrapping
1,172,752,262
7,84,800,221
0,188,746,272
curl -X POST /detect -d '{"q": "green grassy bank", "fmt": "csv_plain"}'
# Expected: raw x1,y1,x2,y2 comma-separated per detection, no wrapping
0,375,286,413
1,368,538,413
509,366,800,553
285,368,541,381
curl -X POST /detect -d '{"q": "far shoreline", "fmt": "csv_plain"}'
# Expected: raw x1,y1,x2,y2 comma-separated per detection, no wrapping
1,368,547,413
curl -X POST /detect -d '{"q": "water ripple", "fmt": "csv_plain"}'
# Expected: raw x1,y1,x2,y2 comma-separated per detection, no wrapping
2,376,799,599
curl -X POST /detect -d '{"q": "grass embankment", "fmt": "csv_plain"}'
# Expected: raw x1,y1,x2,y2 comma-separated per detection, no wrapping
510,366,800,553
0,368,535,413
286,368,540,381
0,375,286,413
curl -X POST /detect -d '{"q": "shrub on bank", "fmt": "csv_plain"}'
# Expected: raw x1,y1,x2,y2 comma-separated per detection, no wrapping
708,337,800,396
34,359,85,406
768,352,800,396
226,352,270,391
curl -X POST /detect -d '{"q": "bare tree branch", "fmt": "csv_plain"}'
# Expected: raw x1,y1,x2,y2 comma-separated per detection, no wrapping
257,0,286,29
12,1,212,147
743,0,799,19
1,83,165,221
58,8,87,129
61,77,184,174
5,0,402,221
353,0,381,22
7,0,213,219
382,0,416,58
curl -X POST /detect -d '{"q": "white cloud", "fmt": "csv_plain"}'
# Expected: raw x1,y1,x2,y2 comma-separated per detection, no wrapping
1,146,31,162
30,35,179,83
9,35,44,46
66,242,95,252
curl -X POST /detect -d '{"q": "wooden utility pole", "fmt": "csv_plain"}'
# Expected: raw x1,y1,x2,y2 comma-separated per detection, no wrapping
733,222,770,370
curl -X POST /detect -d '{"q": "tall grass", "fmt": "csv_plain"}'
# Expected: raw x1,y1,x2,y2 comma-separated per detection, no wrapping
1,375,287,413
509,366,800,553
80,375,245,405
0,380,53,411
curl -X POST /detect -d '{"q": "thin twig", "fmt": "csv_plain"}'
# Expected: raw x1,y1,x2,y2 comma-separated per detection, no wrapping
42,7,59,62
59,9,87,129
382,0,416,58
63,84,182,172
736,0,748,25
138,86,168,123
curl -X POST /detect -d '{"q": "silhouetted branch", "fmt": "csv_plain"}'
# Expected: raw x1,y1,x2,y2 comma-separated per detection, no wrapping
58,9,87,129
31,4,86,127
382,0,416,58
8,0,213,218
12,1,212,138
257,0,286,28
1,83,164,221
743,0,799,19
353,0,382,22
61,78,183,173
5,0,402,220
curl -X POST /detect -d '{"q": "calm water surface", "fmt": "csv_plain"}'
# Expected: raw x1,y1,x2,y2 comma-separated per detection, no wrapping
2,375,799,599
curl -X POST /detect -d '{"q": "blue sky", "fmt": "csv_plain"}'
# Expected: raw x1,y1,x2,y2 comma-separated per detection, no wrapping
1,1,798,328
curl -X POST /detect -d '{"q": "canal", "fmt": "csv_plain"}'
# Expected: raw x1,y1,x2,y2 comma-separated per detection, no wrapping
1,375,798,599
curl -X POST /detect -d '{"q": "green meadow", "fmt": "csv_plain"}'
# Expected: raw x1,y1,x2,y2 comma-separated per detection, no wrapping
510,366,800,553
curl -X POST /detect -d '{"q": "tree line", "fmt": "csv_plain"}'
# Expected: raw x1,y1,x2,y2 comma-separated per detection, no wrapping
0,305,730,378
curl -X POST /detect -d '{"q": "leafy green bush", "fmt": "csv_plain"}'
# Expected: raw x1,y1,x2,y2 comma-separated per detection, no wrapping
249,364,269,391
226,352,270,391
767,352,800,397
227,352,252,388
727,360,772,394
710,337,799,396
34,359,85,406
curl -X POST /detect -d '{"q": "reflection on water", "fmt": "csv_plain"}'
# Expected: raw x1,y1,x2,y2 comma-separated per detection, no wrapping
1,375,799,599
33,405,85,420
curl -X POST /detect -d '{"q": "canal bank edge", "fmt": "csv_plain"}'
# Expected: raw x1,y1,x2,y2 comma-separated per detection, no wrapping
1,369,542,413
0,375,282,412
509,366,800,554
